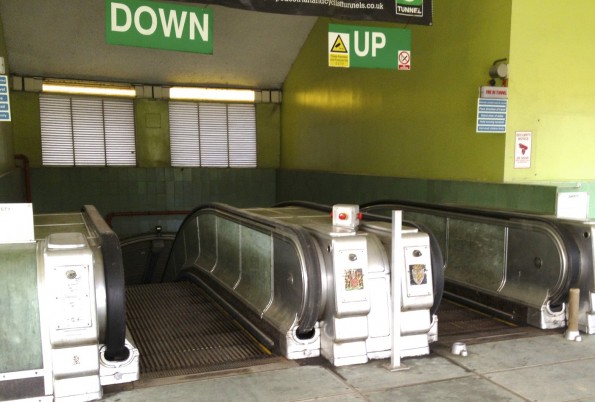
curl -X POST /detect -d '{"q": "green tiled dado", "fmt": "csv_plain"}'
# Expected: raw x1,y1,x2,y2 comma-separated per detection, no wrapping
0,169,26,203
28,167,277,238
276,170,559,216
4,166,591,240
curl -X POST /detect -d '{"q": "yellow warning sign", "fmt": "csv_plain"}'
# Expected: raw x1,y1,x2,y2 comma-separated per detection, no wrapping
331,35,348,53
328,33,349,68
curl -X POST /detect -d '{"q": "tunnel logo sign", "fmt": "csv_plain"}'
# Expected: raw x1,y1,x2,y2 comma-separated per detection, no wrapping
328,24,411,69
106,0,213,54
396,0,424,18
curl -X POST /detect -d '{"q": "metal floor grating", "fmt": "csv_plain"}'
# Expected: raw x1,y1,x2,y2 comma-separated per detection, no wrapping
125,281,278,380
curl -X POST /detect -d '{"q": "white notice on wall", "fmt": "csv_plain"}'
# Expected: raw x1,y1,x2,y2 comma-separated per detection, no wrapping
0,203,35,244
514,131,532,169
556,192,589,221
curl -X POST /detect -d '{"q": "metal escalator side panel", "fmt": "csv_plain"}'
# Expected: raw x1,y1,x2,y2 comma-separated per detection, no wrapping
40,232,103,401
0,242,47,401
0,243,42,372
504,221,568,308
445,219,506,294
235,224,274,313
163,203,323,350
214,217,242,288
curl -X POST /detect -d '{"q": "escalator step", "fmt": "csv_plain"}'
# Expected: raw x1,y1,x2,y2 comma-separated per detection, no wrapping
126,281,277,379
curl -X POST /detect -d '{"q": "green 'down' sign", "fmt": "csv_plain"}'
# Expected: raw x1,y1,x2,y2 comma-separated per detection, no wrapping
105,0,213,54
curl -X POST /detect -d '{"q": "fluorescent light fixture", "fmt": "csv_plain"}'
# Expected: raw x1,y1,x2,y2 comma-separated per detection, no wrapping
42,82,136,97
170,87,255,102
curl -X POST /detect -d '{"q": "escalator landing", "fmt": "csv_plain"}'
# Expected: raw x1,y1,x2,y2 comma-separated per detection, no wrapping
435,298,555,348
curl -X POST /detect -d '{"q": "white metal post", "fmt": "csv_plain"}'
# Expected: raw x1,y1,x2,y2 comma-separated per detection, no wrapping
388,210,405,370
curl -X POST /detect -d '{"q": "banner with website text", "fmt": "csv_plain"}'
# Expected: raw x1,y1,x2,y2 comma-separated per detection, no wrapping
177,0,433,25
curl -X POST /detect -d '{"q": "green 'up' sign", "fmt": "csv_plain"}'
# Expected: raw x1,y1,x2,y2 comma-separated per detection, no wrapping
328,24,411,70
105,0,213,54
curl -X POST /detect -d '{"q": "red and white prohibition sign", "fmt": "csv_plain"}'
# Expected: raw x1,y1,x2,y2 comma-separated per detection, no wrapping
398,50,411,70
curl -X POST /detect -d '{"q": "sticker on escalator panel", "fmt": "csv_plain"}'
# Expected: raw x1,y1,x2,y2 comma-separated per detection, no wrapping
409,264,427,285
345,268,364,291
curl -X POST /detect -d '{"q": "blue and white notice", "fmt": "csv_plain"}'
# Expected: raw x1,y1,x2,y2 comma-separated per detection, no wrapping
476,98,507,133
0,75,10,122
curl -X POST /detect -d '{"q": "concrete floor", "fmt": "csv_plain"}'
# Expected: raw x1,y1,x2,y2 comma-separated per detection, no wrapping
101,333,595,402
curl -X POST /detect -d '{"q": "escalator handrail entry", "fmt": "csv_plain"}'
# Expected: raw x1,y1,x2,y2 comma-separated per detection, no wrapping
83,205,130,362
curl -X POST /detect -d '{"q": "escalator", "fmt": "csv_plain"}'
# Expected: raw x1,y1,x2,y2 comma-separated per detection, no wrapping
120,202,443,380
7,198,590,400
359,199,595,333
118,203,325,381
117,199,595,386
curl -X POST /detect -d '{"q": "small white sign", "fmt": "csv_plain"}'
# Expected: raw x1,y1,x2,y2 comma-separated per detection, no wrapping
0,203,35,244
480,86,508,99
556,192,589,221
514,131,532,169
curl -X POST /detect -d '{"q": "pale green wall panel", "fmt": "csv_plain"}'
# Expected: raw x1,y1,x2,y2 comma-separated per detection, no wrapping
282,0,512,182
135,99,170,167
12,92,41,166
505,0,595,182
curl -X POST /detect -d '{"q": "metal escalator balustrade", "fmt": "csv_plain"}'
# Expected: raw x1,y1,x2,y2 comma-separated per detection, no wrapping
360,199,595,333
164,203,324,360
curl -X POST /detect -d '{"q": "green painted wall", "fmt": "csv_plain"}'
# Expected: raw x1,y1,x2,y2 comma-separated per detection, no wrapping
11,92,41,166
0,13,14,175
281,0,512,182
505,0,595,182
256,103,281,168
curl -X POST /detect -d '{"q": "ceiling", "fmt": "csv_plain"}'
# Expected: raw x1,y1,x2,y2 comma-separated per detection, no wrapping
0,0,317,89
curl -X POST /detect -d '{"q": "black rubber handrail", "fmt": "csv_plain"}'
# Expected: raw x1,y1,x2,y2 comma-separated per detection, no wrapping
360,199,581,306
83,205,130,362
163,202,323,336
